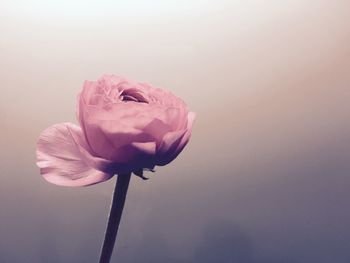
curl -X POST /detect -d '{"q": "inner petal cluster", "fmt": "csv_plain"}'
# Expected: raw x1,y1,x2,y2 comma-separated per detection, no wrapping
120,88,149,104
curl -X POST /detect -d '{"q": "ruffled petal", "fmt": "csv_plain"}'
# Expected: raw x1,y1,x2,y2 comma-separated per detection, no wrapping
36,123,114,187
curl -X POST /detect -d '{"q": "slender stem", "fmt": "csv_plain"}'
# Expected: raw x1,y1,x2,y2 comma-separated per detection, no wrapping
99,173,132,263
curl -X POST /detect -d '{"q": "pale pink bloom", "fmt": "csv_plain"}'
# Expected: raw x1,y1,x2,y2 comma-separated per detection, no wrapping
36,75,195,186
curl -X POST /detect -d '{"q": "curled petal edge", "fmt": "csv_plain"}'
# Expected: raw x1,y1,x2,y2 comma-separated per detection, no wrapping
156,111,196,166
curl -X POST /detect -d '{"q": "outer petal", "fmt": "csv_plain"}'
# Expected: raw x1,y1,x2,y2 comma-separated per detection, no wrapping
157,130,187,155
156,112,196,166
36,123,114,187
171,111,196,156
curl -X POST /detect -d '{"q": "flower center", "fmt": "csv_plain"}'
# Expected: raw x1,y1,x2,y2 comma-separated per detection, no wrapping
120,89,148,103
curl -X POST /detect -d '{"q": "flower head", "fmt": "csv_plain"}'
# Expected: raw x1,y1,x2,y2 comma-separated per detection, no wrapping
36,75,195,186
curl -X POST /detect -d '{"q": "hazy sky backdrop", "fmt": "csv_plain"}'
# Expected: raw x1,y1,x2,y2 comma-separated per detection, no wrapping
1,1,350,262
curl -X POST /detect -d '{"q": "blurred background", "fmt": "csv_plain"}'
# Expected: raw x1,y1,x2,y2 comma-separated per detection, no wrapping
1,0,350,262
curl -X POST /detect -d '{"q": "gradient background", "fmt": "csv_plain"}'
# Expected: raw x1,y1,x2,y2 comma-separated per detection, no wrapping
1,1,350,262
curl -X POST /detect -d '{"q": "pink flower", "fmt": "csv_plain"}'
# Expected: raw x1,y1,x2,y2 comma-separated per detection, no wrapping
36,75,195,186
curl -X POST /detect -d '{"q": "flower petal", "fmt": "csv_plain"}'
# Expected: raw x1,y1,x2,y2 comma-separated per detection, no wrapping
156,112,196,166
172,111,196,155
36,123,114,187
157,129,187,155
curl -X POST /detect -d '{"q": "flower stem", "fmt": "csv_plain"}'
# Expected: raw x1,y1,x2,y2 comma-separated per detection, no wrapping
99,173,131,263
